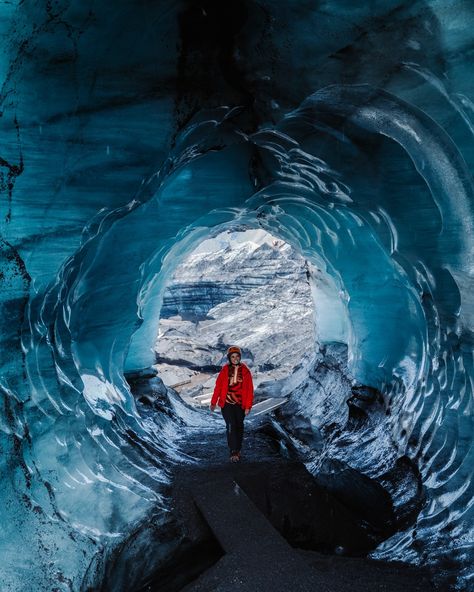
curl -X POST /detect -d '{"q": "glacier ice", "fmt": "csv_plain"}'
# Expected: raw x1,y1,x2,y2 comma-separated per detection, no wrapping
0,0,473,590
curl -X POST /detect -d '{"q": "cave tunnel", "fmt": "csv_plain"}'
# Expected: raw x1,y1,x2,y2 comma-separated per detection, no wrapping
0,1,472,591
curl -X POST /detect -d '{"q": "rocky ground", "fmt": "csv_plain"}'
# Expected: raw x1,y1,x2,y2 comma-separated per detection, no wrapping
133,422,445,592
113,367,454,592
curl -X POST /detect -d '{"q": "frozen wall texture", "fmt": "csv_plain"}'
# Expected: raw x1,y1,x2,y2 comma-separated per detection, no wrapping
0,1,473,590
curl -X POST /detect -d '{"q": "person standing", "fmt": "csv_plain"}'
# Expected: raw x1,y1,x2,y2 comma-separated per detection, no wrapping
210,346,254,462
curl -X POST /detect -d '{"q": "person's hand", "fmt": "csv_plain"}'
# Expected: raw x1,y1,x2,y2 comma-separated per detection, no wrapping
245,409,250,416
210,404,216,412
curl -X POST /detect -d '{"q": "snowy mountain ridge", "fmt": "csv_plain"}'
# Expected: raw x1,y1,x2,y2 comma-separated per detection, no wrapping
155,238,316,393
160,239,307,321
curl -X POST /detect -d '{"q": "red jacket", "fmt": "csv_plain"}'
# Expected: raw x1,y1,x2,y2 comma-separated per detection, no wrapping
211,363,254,410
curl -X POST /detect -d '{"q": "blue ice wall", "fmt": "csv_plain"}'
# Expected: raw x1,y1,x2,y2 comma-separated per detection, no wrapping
0,1,473,590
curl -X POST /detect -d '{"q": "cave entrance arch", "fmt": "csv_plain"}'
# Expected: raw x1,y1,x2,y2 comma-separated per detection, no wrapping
153,228,319,410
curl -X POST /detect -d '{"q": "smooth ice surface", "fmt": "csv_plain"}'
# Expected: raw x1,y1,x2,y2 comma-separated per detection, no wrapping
0,1,473,590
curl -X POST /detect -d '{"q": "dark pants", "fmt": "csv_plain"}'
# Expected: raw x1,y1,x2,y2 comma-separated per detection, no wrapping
221,403,245,453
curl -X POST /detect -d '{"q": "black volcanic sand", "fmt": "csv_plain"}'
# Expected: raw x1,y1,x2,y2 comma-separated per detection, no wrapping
135,419,449,592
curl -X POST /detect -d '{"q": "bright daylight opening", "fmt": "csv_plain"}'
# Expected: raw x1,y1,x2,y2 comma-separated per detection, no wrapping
154,229,318,413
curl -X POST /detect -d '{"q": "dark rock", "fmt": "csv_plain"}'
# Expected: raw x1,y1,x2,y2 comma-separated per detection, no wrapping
125,372,181,419
298,550,440,592
125,367,159,381
85,511,224,592
350,384,382,403
378,456,426,531
95,420,442,591
169,428,402,556
314,458,395,536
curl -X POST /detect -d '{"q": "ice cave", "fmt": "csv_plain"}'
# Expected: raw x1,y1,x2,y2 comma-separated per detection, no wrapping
0,1,472,591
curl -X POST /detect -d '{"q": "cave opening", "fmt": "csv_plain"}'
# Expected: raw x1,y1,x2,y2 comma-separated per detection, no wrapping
153,227,320,412
116,215,431,591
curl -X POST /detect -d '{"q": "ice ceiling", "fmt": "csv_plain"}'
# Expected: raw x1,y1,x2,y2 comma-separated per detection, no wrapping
0,1,473,590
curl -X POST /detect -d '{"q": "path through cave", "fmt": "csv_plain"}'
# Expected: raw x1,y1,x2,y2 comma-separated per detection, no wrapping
100,394,441,592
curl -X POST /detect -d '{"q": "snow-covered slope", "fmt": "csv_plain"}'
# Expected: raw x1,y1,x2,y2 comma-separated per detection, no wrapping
155,239,317,393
